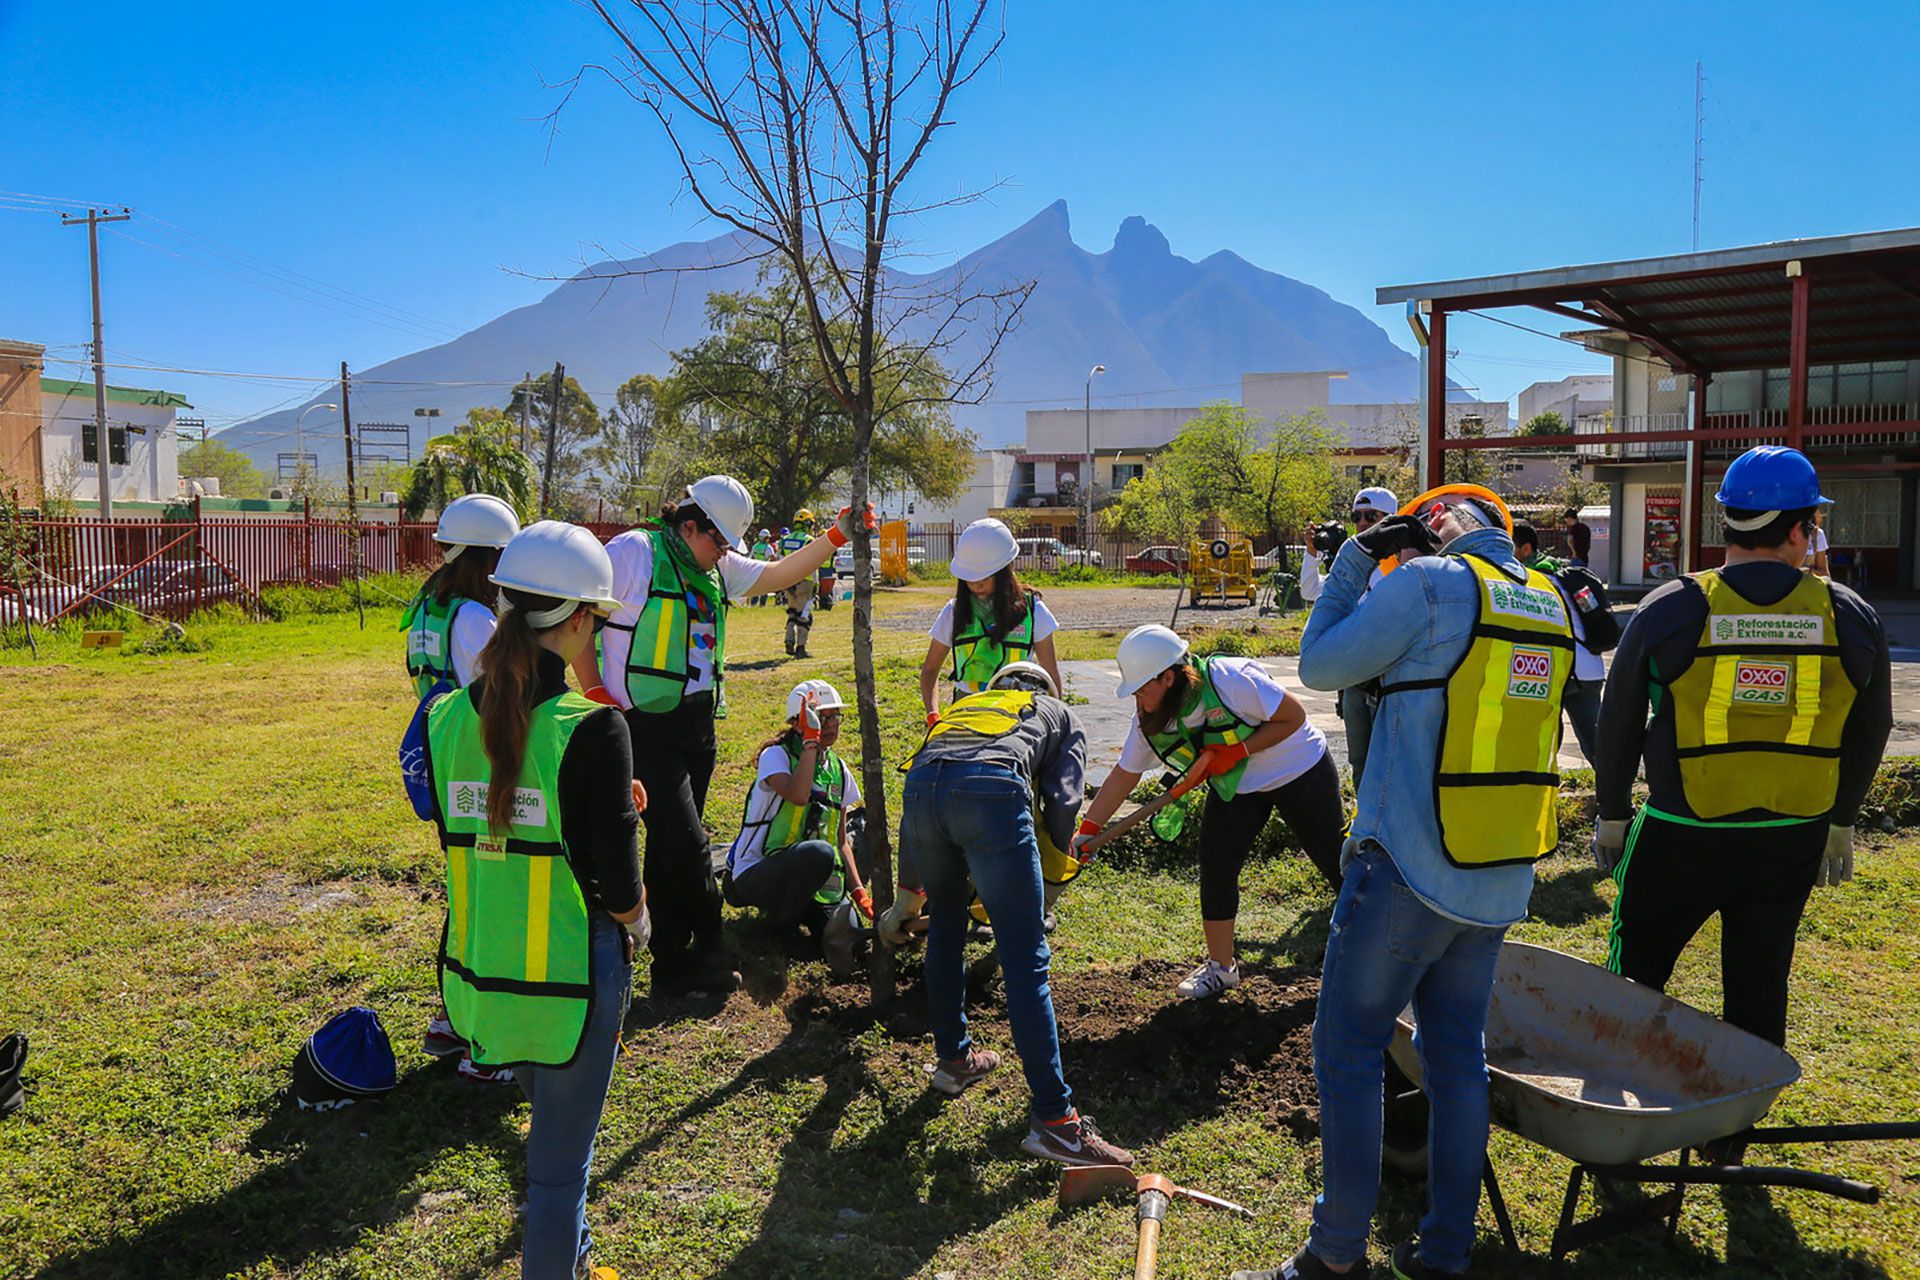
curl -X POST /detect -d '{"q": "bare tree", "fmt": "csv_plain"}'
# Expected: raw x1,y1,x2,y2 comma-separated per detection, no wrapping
577,0,1031,1004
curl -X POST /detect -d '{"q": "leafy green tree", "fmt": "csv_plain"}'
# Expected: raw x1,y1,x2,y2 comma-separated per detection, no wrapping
670,267,975,522
180,438,267,499
401,409,538,521
584,373,704,519
509,372,603,516
1524,410,1565,437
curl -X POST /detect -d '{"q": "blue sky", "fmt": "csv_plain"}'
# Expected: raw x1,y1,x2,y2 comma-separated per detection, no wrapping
3,0,1917,432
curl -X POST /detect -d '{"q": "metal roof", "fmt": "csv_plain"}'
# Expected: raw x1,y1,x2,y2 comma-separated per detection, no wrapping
1377,227,1920,374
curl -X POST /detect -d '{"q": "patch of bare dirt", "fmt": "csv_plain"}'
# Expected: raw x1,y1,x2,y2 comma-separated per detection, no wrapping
167,874,372,924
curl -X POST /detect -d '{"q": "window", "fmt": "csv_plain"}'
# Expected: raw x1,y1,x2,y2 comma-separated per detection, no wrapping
1764,361,1912,411
1110,463,1144,490
1826,478,1900,547
80,425,129,466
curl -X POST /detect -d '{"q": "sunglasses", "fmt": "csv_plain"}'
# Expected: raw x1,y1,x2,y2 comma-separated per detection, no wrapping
1352,510,1384,526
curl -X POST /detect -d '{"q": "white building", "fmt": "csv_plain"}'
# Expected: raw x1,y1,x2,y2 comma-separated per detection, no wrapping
896,447,1022,530
1518,374,1613,432
40,377,190,504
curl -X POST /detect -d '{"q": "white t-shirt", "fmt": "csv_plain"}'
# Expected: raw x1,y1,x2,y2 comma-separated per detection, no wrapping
726,743,863,877
1117,656,1327,794
1804,527,1829,565
599,530,768,708
449,599,498,687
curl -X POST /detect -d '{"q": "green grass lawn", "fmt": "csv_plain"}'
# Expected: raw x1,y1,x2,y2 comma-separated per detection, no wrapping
1,594,1915,1278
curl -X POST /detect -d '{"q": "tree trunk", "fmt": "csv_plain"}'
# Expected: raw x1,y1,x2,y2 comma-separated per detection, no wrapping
848,403,895,1008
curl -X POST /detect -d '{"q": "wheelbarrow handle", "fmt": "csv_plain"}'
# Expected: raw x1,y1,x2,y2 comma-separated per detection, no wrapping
1745,1120,1920,1145
1587,1161,1881,1205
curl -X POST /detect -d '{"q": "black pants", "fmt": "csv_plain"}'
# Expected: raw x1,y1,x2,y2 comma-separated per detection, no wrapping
725,841,837,933
1197,751,1346,920
625,694,725,968
1606,810,1824,1046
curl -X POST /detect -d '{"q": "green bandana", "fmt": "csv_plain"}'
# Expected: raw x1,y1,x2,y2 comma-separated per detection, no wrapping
661,524,723,611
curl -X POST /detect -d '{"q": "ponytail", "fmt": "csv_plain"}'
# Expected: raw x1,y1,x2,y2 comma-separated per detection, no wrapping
474,588,554,834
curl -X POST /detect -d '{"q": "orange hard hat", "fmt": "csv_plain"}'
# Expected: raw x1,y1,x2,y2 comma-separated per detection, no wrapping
1399,484,1514,536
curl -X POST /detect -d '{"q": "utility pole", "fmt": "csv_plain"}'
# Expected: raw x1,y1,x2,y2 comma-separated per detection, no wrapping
540,362,564,518
1692,61,1705,252
61,208,131,519
520,370,533,454
341,362,365,629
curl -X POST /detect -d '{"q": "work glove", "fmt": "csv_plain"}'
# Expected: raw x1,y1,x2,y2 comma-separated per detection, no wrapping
876,887,927,946
1071,817,1103,865
798,692,824,747
582,684,620,707
1182,742,1251,791
925,710,941,728
850,887,874,921
828,502,878,548
1592,818,1630,875
1353,513,1442,563
630,779,649,816
1816,824,1854,888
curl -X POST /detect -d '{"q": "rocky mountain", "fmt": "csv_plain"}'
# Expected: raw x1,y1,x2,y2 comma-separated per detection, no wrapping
230,201,1423,468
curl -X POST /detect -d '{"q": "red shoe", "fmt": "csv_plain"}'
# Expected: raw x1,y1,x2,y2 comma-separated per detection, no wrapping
1021,1110,1133,1167
423,1016,466,1059
456,1055,515,1086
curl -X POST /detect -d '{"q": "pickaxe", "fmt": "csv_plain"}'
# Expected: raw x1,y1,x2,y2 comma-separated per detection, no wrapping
1074,766,1209,858
1058,1163,1253,1279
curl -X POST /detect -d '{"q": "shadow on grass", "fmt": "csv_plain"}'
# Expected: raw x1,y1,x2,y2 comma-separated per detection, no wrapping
34,1060,527,1280
1528,859,1613,928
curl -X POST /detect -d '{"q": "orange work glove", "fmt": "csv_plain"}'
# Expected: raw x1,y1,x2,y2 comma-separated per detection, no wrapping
827,502,878,548
1071,817,1102,864
582,684,619,707
850,887,874,921
925,710,941,728
1203,741,1251,775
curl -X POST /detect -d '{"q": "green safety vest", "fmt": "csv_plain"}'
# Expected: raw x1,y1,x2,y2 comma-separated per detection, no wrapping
734,742,852,904
1144,656,1257,803
426,687,599,1068
778,532,810,556
404,592,470,699
610,528,729,714
948,592,1038,695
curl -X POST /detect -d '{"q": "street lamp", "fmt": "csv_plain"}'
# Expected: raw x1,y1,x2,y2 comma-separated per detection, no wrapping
1084,364,1106,550
296,402,339,476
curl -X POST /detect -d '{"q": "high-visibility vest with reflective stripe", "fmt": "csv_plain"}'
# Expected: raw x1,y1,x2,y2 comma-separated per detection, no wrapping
404,593,467,699
1143,656,1255,801
733,743,852,905
904,688,1083,914
1424,555,1575,867
949,592,1038,695
611,528,728,714
778,532,809,556
426,687,598,1067
1668,569,1854,820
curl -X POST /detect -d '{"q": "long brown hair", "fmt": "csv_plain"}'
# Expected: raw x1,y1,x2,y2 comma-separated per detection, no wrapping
952,565,1034,643
1138,661,1197,738
473,587,561,834
423,546,501,609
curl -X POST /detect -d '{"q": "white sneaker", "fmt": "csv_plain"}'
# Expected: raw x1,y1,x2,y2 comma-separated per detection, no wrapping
1175,958,1240,1000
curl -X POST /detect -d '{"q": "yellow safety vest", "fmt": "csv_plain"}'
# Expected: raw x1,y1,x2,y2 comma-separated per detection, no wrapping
904,688,1082,918
1667,569,1854,820
1387,554,1574,868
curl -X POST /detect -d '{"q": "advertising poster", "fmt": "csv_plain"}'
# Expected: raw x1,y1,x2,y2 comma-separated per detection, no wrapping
1644,491,1681,582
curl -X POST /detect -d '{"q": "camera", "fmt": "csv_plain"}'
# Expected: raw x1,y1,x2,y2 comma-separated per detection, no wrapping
1310,520,1347,555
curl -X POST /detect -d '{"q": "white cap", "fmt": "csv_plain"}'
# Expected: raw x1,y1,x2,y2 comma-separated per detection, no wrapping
685,475,755,550
1115,624,1190,698
1352,486,1399,516
988,659,1058,698
490,521,621,626
435,493,521,560
951,517,1019,581
786,678,847,721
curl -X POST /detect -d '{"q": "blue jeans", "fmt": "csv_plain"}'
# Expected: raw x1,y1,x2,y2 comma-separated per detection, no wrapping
1340,686,1377,789
902,759,1071,1122
518,914,633,1279
1561,675,1601,764
1310,844,1505,1273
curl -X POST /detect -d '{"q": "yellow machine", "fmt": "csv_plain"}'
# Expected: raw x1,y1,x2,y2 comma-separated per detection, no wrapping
1187,534,1257,606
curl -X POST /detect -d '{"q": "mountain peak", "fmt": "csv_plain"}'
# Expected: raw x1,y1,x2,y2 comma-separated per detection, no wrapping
1111,215,1170,259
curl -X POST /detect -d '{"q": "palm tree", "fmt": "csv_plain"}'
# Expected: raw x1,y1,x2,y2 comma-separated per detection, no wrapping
401,411,537,521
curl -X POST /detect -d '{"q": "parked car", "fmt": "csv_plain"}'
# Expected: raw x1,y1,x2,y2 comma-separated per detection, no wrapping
1014,536,1102,569
832,546,882,577
1124,545,1187,575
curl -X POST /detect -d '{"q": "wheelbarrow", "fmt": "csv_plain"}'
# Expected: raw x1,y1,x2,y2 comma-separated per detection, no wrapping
1390,941,1920,1264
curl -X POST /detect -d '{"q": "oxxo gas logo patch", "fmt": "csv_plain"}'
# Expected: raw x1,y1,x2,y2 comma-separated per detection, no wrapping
1732,660,1793,707
1507,646,1554,700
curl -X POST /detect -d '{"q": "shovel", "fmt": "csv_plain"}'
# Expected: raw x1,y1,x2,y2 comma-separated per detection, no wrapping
1075,767,1209,858
1058,1164,1253,1279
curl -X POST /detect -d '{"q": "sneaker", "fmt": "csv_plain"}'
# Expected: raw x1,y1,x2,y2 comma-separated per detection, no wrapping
1175,958,1241,1000
1232,1244,1363,1280
1390,1237,1461,1279
929,1047,1001,1096
1020,1110,1134,1167
1042,911,1058,934
456,1055,515,1086
794,647,811,659
423,1017,466,1058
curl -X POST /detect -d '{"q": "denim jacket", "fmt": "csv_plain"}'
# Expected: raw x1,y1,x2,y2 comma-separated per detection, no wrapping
1298,529,1539,927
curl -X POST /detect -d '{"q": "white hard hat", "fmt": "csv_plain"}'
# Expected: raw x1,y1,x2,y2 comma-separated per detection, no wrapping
786,677,847,720
988,659,1058,698
435,493,520,557
489,521,621,624
1352,486,1399,516
685,475,755,550
1115,624,1190,698
951,518,1019,581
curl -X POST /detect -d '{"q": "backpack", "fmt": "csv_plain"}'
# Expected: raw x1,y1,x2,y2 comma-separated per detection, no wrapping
400,683,454,821
291,1008,398,1111
1556,564,1620,653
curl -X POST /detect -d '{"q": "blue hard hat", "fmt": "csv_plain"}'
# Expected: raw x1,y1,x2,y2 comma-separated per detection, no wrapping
1715,446,1831,511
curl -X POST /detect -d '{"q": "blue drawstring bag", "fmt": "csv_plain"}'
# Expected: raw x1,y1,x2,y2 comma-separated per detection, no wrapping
291,1007,399,1112
400,684,453,821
